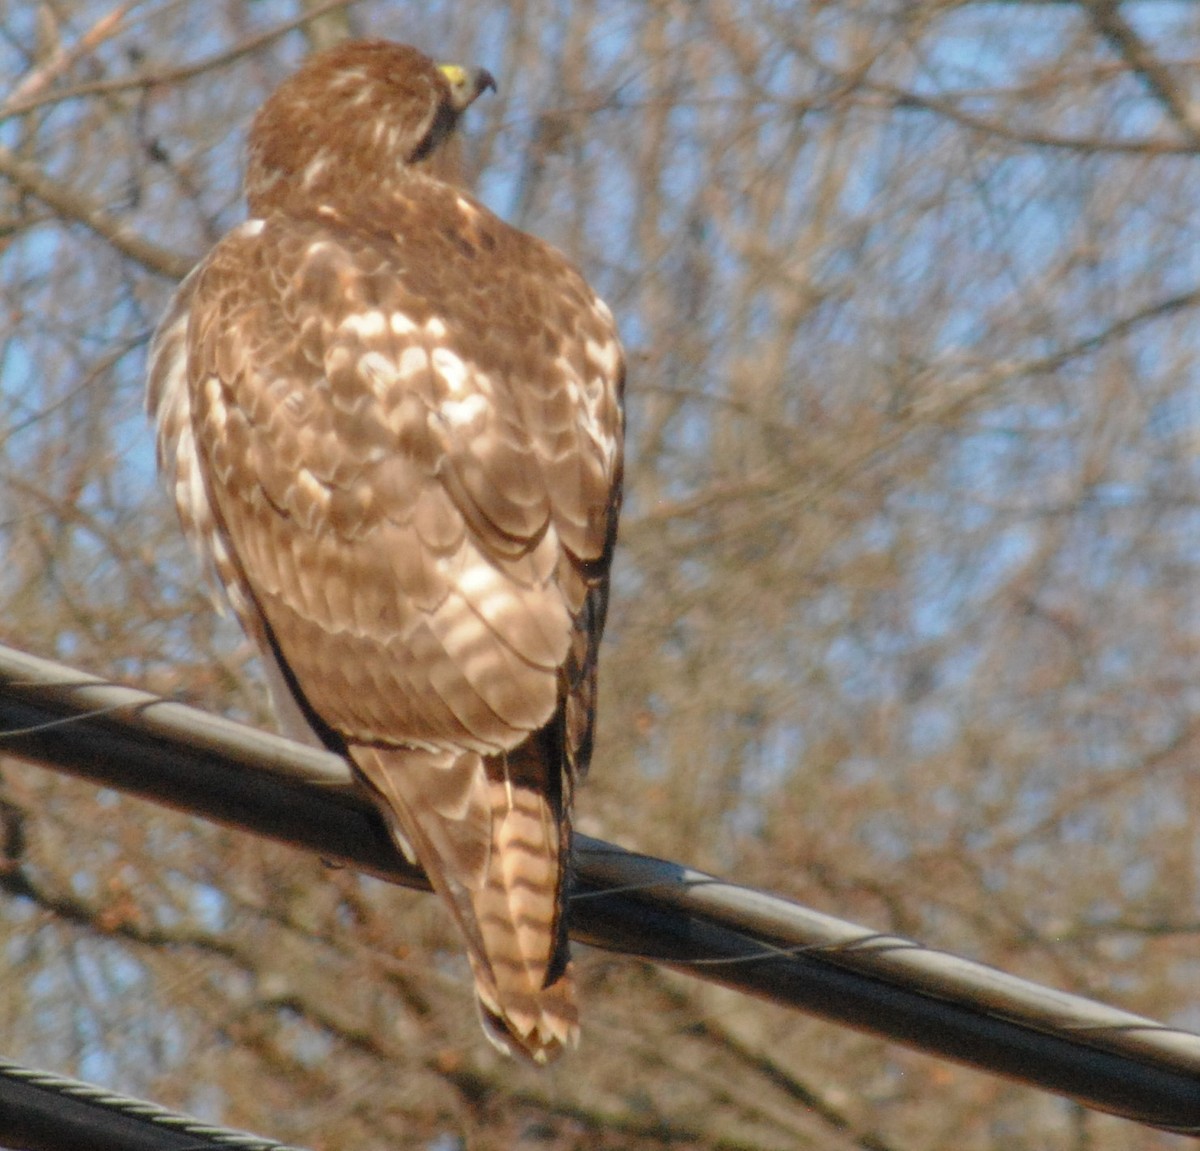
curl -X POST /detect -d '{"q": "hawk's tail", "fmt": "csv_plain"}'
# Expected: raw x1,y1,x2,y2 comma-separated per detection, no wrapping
468,765,577,1064
351,741,577,1065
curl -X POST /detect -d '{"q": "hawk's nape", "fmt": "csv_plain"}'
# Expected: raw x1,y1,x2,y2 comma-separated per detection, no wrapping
146,39,624,1065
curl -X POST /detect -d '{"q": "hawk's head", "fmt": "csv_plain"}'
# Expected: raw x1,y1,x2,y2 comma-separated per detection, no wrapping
245,40,495,215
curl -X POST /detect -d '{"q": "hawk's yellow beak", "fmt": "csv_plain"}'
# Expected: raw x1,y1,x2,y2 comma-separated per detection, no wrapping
439,63,498,111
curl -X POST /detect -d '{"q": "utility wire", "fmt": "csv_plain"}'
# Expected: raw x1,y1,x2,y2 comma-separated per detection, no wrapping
0,642,1197,1136
0,1054,308,1151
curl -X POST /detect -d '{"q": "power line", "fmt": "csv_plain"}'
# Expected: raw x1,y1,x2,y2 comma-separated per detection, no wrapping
0,1055,308,1151
0,642,1196,1136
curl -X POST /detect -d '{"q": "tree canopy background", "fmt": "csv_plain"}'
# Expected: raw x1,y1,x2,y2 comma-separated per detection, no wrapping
1,1,1198,1147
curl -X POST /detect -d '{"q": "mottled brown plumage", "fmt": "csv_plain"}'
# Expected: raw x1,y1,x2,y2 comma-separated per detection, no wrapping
147,40,624,1063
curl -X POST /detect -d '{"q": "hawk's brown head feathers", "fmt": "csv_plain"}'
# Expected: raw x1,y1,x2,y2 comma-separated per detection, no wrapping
246,41,495,216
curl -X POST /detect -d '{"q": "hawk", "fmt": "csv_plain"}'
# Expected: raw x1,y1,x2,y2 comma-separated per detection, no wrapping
147,40,624,1064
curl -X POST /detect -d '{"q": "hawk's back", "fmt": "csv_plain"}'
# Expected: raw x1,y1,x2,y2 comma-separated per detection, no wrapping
147,39,624,1064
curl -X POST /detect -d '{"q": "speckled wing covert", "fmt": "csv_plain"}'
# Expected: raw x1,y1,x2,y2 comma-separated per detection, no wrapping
147,40,624,1064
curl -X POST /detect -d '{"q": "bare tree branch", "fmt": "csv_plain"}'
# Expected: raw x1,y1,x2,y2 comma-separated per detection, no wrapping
0,143,193,278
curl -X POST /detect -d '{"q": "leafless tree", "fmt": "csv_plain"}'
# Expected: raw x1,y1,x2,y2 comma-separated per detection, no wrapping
1,1,1198,1147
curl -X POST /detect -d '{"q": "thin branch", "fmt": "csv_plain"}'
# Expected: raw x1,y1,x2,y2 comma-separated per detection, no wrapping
636,283,1200,530
0,0,359,123
1084,0,1200,145
0,143,193,279
6,2,140,109
869,83,1198,155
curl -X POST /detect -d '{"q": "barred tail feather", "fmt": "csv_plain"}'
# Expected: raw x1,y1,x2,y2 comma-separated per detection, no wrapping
473,958,578,1065
469,762,577,1063
351,738,576,1065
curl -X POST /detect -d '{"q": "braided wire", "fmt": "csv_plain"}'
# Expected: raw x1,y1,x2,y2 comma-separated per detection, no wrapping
0,1056,309,1151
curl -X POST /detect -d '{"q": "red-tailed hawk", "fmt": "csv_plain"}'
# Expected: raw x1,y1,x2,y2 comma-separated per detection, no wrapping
147,40,624,1064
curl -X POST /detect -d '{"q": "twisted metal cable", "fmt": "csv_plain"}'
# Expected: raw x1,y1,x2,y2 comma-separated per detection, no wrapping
0,1055,308,1151
0,642,1197,1136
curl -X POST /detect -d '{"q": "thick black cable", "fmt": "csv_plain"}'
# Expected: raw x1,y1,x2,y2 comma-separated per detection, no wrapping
0,643,1197,1136
0,1055,307,1151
